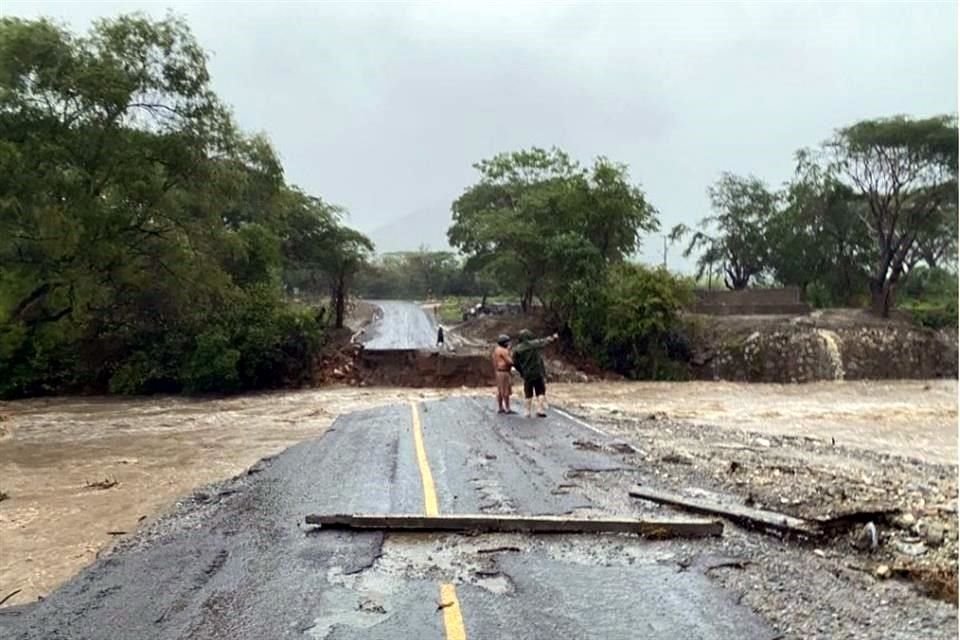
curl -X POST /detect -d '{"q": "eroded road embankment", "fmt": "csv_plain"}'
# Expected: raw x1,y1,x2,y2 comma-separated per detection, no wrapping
0,398,775,639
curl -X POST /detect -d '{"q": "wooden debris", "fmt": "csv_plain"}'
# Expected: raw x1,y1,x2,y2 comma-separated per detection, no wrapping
304,512,722,538
0,589,22,606
85,478,119,490
629,485,818,536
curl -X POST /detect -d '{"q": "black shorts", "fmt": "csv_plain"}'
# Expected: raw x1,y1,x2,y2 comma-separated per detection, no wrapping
523,377,546,399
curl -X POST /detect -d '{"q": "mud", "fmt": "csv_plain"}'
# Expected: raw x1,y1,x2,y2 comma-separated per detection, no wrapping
550,379,958,465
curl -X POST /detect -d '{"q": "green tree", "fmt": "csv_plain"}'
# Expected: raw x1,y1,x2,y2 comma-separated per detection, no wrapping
825,114,958,316
568,264,692,378
448,147,657,311
281,191,372,328
671,173,777,290
767,152,873,305
0,14,347,396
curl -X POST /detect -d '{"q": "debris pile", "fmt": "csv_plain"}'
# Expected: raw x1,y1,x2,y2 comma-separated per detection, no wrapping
593,411,958,604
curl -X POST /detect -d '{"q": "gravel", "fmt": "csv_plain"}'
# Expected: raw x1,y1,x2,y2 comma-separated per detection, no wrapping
563,408,958,640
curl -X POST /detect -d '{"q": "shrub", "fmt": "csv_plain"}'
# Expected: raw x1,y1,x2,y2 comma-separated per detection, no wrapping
568,264,693,379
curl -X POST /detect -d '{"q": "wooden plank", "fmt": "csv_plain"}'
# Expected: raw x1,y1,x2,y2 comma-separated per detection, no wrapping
304,513,722,538
628,485,818,536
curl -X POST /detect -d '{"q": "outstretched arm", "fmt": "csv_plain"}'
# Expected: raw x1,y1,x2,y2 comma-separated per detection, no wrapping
527,333,559,349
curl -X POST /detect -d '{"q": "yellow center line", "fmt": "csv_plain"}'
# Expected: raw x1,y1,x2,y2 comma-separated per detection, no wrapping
409,401,467,640
439,583,466,640
410,400,439,517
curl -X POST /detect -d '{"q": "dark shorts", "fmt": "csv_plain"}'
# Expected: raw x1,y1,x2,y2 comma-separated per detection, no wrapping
523,377,546,399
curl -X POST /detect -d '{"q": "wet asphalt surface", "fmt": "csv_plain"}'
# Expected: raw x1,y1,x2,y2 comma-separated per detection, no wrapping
362,301,438,350
1,397,777,639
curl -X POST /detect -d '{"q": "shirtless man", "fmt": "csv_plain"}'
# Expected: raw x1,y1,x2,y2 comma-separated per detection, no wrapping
491,334,516,414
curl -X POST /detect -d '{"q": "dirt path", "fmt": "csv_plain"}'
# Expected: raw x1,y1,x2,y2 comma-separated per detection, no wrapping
0,380,955,607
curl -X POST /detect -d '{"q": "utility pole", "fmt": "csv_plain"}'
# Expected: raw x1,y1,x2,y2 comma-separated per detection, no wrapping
662,235,668,270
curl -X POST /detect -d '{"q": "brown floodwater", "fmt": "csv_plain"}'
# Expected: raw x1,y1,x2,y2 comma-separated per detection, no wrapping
0,380,955,606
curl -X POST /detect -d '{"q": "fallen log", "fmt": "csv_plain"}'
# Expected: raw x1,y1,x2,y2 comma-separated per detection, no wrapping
629,485,819,537
304,513,722,538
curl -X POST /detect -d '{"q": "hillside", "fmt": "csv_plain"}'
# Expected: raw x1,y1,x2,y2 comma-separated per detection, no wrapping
367,205,453,254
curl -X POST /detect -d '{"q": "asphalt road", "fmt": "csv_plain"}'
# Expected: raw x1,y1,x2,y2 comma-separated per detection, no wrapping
1,398,776,639
362,301,438,350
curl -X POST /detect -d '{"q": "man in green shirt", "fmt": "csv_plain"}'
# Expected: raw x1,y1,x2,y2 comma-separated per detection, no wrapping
511,329,559,418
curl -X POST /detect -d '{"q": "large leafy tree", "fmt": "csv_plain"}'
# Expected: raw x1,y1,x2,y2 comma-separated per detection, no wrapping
767,152,873,305
0,14,361,395
825,115,958,316
281,191,373,328
671,173,777,290
448,147,657,311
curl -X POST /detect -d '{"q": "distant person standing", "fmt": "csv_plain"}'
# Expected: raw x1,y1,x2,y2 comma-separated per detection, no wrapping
436,324,445,350
511,329,559,418
491,334,516,414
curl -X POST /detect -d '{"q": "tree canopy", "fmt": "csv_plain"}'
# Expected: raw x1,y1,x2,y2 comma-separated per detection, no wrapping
0,14,371,397
671,173,778,290
826,114,958,316
448,147,658,311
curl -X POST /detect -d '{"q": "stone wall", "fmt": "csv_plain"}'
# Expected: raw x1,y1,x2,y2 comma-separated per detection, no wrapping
688,317,958,383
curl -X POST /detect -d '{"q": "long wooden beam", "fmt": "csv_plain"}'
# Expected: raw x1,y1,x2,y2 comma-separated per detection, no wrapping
629,485,817,536
304,513,722,538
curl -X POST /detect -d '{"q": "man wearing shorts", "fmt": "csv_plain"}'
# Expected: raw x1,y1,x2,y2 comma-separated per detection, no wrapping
511,329,559,418
491,334,515,414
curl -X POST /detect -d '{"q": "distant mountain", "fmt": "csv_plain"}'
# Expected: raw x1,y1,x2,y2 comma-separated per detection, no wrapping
367,206,454,254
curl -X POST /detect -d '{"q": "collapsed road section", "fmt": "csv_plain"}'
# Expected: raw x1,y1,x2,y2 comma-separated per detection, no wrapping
0,398,777,639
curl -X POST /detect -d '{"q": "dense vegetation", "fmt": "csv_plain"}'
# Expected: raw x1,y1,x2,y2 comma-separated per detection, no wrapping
448,147,692,378
449,124,958,377
672,115,958,319
0,15,371,398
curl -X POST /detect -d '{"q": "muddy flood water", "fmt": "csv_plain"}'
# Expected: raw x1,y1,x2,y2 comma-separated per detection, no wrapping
0,380,956,606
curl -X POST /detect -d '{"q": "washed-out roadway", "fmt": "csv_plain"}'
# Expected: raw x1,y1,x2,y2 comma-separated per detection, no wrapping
1,397,777,639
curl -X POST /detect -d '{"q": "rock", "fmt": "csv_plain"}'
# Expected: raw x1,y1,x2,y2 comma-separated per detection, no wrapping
924,523,945,547
754,437,772,448
895,513,917,529
851,522,879,551
813,549,827,558
874,564,892,579
894,541,927,557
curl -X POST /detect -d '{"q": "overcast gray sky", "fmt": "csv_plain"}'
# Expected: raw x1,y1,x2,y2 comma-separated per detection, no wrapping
4,1,958,269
